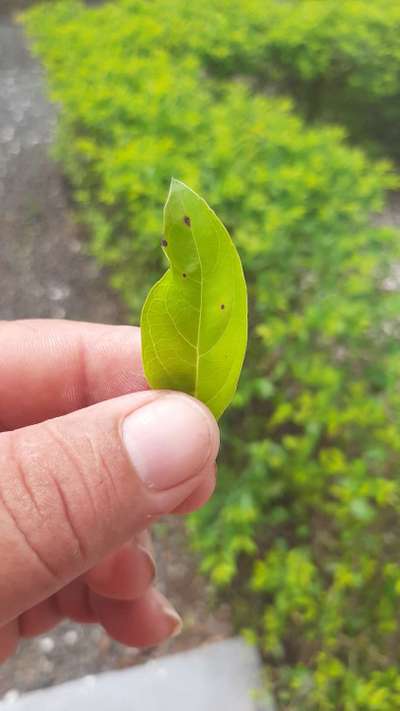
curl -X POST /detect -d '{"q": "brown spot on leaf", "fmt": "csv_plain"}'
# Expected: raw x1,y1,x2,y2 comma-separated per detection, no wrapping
161,239,168,247
182,273,187,278
220,304,225,310
183,216,191,227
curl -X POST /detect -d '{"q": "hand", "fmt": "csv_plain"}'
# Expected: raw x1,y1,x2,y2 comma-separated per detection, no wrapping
0,320,219,662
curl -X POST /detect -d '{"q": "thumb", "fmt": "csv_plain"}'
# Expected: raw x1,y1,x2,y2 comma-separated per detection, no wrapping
0,391,219,625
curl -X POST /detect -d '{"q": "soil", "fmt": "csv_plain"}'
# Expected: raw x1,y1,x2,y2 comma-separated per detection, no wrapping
0,12,231,701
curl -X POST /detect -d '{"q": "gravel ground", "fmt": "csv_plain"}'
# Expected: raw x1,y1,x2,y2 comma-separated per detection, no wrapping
0,14,231,700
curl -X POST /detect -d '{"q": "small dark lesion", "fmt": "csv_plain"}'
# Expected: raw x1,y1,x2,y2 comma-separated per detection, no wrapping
183,215,191,227
161,239,168,247
182,273,187,278
220,304,225,310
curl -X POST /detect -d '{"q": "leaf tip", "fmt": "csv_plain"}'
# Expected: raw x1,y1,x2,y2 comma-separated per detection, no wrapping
169,177,187,193
165,177,186,214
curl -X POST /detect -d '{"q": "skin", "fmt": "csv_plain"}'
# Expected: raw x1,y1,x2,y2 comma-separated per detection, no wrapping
0,320,220,662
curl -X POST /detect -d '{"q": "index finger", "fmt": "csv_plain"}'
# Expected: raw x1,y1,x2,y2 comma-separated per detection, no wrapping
0,320,147,431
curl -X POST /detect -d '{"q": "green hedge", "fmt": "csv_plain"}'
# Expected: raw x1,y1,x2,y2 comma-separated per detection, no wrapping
158,0,400,159
23,1,400,707
22,0,400,159
175,0,400,159
62,0,400,160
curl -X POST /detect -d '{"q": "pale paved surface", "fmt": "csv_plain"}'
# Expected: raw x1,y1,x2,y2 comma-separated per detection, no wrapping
0,639,274,711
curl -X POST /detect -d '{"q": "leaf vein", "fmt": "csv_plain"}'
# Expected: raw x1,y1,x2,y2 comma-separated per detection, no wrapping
165,285,197,350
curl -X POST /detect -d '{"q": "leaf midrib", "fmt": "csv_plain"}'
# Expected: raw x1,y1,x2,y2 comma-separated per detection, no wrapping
189,213,203,398
176,190,204,398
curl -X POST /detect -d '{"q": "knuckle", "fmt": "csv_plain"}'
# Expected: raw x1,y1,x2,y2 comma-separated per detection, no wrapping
40,422,101,562
0,430,64,585
41,419,134,557
1,424,106,580
0,410,136,592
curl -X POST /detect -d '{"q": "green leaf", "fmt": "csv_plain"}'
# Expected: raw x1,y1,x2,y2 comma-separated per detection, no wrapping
141,179,247,419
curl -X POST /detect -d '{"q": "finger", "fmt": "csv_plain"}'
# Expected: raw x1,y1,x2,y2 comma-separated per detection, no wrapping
19,596,63,638
85,475,213,599
0,390,219,626
56,579,97,624
0,320,146,431
90,588,182,647
0,620,19,663
85,538,156,601
172,463,216,514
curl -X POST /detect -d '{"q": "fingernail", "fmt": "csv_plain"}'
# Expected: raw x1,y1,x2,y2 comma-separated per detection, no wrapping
135,531,157,583
122,394,219,490
136,540,157,582
160,597,183,638
136,529,154,557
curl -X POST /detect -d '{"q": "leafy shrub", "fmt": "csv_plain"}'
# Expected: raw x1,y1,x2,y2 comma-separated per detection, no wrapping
173,0,400,159
23,0,400,159
127,0,400,159
23,1,400,707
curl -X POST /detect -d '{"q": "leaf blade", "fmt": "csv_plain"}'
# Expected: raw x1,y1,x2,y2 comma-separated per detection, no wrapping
141,179,247,419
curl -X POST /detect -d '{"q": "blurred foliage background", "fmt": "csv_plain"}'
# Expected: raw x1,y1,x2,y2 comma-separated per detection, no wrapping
21,1,400,708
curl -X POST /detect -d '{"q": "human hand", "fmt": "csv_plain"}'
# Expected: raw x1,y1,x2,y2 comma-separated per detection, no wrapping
0,320,219,662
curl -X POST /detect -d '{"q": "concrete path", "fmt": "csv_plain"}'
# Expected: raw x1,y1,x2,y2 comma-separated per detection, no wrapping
0,639,274,711
0,19,125,322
